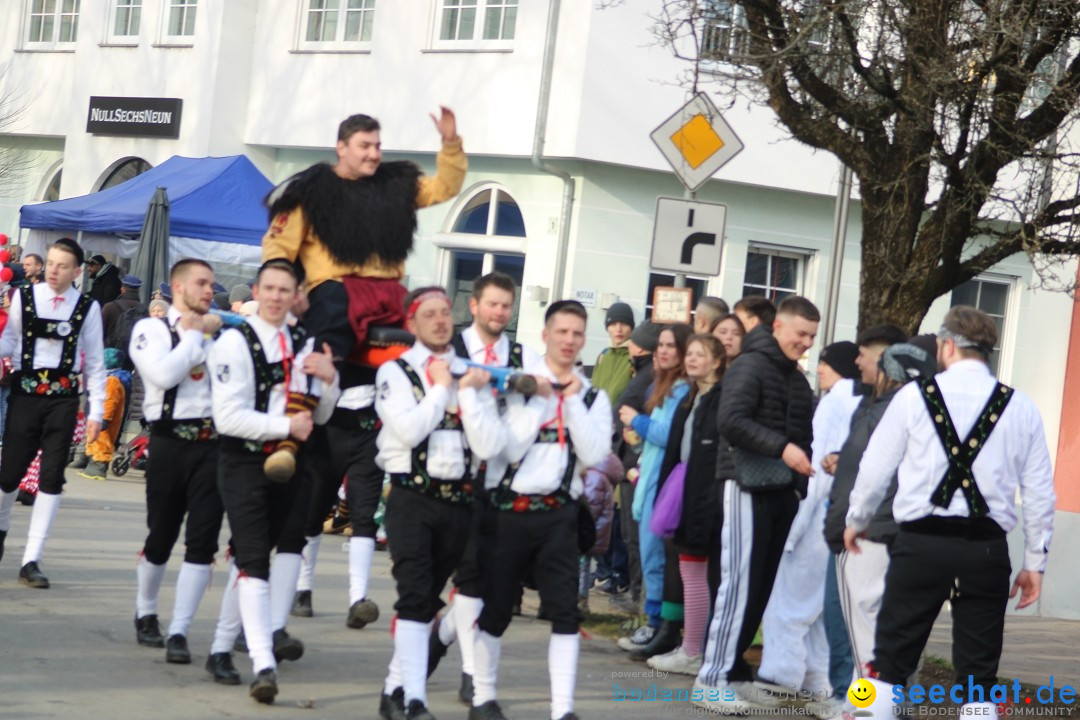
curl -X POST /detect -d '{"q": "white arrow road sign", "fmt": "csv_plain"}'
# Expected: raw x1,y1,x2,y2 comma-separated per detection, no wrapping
650,197,727,276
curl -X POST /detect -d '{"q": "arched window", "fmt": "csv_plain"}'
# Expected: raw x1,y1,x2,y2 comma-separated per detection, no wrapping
438,185,527,339
98,157,152,190
40,164,63,202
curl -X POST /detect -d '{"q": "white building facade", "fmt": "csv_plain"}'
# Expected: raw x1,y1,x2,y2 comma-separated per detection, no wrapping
0,0,1077,617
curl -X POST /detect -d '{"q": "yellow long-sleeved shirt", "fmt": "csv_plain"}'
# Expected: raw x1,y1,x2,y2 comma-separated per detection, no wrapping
262,137,467,289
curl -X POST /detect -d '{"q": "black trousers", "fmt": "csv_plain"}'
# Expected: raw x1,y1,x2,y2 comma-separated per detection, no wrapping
218,450,312,580
477,503,580,636
872,523,1010,696
303,413,384,539
619,480,643,602
305,281,354,361
661,539,683,609
452,492,488,598
0,394,79,495
142,435,224,565
385,486,471,623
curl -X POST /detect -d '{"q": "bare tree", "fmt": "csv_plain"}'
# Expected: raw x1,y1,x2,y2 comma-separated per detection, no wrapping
640,0,1080,332
0,67,36,203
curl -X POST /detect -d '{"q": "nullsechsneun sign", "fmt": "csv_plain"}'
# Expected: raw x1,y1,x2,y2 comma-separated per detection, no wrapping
86,97,183,139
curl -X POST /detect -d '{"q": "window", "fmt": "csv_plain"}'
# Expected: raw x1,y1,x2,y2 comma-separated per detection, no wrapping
950,277,1011,375
303,0,375,45
742,248,803,302
702,0,748,62
439,186,527,338
645,273,708,321
165,0,196,38
99,158,152,190
26,0,80,47
111,0,141,37
42,167,62,202
436,0,517,45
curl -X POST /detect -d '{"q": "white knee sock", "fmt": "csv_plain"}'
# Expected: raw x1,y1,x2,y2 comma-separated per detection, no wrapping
349,536,375,604
396,619,431,706
453,594,484,675
0,489,16,532
549,632,579,719
439,605,457,645
270,552,303,631
385,649,403,696
472,629,501,707
168,562,212,638
22,491,60,565
136,554,168,618
297,535,321,592
237,575,275,674
210,561,242,654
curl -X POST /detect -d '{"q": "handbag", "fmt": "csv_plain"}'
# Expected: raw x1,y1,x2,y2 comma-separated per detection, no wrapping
730,446,793,491
649,462,687,539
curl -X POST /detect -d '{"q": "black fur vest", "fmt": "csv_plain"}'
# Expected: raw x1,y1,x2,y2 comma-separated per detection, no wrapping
266,161,422,267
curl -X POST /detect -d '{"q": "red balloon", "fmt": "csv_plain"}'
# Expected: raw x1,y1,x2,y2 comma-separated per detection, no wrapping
0,234,7,246
0,250,10,263
0,267,12,282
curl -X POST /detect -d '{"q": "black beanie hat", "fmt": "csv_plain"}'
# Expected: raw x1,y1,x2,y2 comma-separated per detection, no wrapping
605,302,635,329
819,341,860,380
629,320,662,353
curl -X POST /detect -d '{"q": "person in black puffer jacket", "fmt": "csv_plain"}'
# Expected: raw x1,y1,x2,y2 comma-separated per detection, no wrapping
694,296,819,709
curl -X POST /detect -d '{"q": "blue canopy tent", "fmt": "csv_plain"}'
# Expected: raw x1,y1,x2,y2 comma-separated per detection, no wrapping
19,155,274,290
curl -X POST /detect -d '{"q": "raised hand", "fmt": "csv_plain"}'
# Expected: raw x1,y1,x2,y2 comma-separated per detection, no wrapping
430,106,458,142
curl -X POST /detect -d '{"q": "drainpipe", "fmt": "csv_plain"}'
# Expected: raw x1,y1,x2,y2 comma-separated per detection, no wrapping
532,0,574,300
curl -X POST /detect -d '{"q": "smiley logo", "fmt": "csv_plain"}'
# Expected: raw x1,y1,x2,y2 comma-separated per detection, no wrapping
848,678,876,708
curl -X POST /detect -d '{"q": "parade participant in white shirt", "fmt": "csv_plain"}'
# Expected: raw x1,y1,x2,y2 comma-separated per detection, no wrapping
0,239,106,589
469,300,612,720
128,258,231,671
428,271,541,705
375,285,505,720
209,259,340,704
844,306,1055,720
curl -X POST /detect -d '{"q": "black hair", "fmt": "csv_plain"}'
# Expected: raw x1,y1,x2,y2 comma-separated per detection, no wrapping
544,299,588,324
856,324,907,348
733,295,777,326
338,114,381,143
51,238,84,266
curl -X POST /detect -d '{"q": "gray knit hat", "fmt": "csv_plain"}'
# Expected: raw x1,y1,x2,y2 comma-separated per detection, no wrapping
605,302,635,329
880,343,936,383
629,320,661,353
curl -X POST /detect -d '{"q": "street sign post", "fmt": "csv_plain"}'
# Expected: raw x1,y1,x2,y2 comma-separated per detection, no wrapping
651,93,744,192
650,196,727,276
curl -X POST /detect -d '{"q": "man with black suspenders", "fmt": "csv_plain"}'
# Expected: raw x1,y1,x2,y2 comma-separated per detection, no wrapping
845,306,1055,720
0,238,105,588
427,272,541,705
128,259,227,668
375,285,505,720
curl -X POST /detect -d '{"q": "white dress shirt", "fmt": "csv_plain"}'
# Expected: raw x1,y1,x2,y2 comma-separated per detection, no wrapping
0,283,107,422
846,360,1055,572
129,306,213,422
460,325,543,369
375,342,505,480
495,361,613,498
209,314,341,443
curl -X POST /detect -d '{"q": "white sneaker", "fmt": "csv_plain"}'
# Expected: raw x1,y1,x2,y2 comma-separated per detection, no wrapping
691,681,753,715
647,645,703,675
754,678,799,699
737,681,782,709
616,625,656,651
805,697,845,720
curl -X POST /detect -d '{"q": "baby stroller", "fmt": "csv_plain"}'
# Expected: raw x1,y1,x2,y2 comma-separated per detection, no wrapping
110,419,150,477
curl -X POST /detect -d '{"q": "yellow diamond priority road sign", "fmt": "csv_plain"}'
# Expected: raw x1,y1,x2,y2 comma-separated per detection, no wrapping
651,94,744,192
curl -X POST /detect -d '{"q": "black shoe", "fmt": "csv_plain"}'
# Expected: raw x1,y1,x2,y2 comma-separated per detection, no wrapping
596,577,629,595
427,617,450,678
16,490,34,506
379,687,407,720
135,613,165,647
205,652,241,685
19,561,50,589
346,597,379,629
458,672,474,705
405,699,437,720
272,628,304,662
468,700,508,720
249,668,278,704
556,714,580,720
628,620,682,661
0,529,6,564
233,631,248,654
510,602,522,617
165,634,191,664
291,590,313,618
